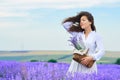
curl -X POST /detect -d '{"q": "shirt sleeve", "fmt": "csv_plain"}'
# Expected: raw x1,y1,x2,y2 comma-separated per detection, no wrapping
91,34,105,61
62,22,78,36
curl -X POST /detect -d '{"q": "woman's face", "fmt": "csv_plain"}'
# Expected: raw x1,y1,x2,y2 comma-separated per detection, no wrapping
80,16,92,29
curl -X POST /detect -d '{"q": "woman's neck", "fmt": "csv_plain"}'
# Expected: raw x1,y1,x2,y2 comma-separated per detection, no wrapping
84,27,92,35
84,27,92,39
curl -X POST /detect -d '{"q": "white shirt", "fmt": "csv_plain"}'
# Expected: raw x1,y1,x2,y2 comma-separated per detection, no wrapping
63,22,105,61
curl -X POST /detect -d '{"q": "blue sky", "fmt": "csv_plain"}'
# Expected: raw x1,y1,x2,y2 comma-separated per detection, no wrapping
0,0,120,51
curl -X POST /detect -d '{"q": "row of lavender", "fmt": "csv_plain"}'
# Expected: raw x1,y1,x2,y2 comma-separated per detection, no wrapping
0,61,120,80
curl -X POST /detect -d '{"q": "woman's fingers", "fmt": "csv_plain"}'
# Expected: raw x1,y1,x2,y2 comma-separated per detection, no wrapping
81,57,91,66
81,59,88,66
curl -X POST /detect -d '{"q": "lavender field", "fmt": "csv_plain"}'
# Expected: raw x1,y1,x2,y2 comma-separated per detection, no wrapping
0,61,120,80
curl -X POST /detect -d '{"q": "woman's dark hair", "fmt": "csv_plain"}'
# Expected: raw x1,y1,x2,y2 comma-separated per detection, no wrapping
62,11,96,32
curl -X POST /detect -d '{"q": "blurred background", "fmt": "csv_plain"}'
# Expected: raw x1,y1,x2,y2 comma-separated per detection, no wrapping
0,0,120,64
0,0,120,51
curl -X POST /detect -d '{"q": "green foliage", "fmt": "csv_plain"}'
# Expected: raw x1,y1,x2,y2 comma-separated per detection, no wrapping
115,58,120,65
47,59,57,63
30,59,39,62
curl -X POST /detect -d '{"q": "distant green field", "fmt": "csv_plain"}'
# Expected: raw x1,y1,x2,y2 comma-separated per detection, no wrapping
0,54,118,64
0,54,71,62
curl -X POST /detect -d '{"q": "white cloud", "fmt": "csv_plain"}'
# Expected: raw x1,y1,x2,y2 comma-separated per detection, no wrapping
0,0,119,18
0,0,120,9
2,0,120,3
0,21,30,29
0,22,16,28
0,12,28,17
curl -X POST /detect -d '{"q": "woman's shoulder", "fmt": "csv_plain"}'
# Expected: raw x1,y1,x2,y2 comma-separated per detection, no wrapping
78,32,83,35
76,32,83,37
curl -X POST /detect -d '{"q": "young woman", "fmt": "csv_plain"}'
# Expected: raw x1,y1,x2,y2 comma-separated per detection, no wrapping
62,11,105,75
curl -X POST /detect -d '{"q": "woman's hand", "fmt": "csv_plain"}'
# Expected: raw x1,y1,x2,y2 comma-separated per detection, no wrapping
81,56,93,66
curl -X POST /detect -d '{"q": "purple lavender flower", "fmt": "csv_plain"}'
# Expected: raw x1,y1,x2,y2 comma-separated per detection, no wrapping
0,61,120,79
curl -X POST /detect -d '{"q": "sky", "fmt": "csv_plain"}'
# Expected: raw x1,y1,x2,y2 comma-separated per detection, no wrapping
0,0,120,51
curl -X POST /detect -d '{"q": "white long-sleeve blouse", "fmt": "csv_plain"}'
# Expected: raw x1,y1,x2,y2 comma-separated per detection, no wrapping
63,22,105,61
